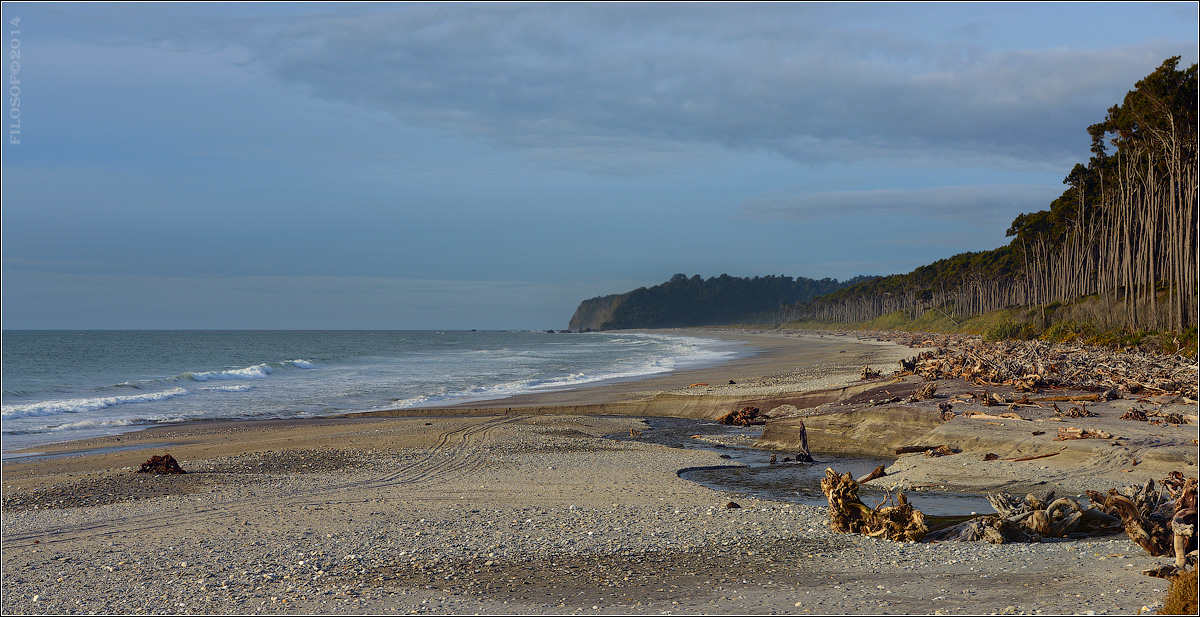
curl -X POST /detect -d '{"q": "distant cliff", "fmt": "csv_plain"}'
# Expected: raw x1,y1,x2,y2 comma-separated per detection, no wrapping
569,273,870,331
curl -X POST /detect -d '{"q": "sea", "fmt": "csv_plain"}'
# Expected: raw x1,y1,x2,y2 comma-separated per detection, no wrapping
1,330,746,455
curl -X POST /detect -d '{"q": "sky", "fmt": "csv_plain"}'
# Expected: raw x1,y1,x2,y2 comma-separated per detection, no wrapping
1,2,1196,330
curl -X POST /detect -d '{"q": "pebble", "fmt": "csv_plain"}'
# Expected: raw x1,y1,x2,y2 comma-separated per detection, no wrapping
1,417,1176,615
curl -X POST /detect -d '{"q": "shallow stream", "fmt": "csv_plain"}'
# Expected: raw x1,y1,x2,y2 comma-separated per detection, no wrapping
609,417,992,517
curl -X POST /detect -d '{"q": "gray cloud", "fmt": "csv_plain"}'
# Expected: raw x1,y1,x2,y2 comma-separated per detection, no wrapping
227,4,1189,168
741,184,1062,227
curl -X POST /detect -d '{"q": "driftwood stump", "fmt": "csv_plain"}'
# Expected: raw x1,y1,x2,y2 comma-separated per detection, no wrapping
137,454,186,474
1086,475,1197,569
795,419,814,463
820,467,926,542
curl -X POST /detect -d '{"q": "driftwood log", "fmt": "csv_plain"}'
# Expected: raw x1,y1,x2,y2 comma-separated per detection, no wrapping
137,454,186,474
925,515,1041,544
716,406,761,427
1055,426,1114,440
1088,475,1198,569
895,444,960,456
820,468,926,542
983,491,1121,540
906,382,937,402
857,464,887,484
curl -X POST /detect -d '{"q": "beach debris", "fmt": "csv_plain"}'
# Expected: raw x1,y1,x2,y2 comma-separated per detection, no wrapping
984,491,1121,540
769,454,777,465
978,390,1008,407
896,335,1195,399
1054,427,1114,440
894,444,959,456
1086,474,1198,570
856,464,887,484
137,454,186,474
725,501,741,509
925,515,1041,544
1003,451,1061,462
911,382,937,401
794,419,814,463
860,366,881,380
688,383,709,388
820,467,927,542
1142,564,1181,579
984,453,1001,461
716,406,763,426
1056,404,1097,418
961,410,1028,421
1121,407,1149,421
1160,412,1187,425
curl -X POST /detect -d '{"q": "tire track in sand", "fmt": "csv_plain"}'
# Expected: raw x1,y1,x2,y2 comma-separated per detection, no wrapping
2,415,528,547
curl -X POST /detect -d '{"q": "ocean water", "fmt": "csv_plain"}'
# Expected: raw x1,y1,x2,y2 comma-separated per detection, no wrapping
1,330,746,454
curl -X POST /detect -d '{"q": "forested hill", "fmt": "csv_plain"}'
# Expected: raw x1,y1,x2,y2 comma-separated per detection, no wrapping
568,274,872,331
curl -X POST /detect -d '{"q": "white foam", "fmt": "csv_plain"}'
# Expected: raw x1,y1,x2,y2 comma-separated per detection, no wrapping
186,364,274,381
1,387,191,419
204,384,254,393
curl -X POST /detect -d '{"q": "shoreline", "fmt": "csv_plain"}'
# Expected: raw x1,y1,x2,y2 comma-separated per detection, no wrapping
2,328,907,459
3,328,1196,614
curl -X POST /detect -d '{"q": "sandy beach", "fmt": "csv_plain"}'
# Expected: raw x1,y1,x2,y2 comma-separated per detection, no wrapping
2,329,1196,615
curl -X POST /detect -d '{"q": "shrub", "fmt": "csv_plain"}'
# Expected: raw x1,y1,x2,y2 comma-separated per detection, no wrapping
984,321,1034,342
1161,568,1197,615
1041,319,1096,343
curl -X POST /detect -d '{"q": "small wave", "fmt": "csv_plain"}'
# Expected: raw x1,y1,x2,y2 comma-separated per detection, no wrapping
98,359,318,391
185,363,274,381
180,359,316,383
1,387,191,419
37,417,160,433
204,384,254,393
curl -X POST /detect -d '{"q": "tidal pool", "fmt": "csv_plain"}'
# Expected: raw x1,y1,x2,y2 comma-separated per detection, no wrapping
610,416,992,517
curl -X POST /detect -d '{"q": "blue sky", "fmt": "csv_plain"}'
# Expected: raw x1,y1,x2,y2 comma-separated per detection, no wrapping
2,2,1196,329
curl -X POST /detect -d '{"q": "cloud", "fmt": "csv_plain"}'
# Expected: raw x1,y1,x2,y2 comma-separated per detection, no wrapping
741,184,1061,227
228,4,1190,169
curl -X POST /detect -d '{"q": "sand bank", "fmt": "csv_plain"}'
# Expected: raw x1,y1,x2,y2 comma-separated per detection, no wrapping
2,329,1195,615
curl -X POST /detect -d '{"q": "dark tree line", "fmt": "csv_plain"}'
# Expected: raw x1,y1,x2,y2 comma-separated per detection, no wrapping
569,273,872,330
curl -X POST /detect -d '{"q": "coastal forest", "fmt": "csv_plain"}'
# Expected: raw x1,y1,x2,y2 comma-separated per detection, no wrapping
572,58,1198,346
568,274,872,330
